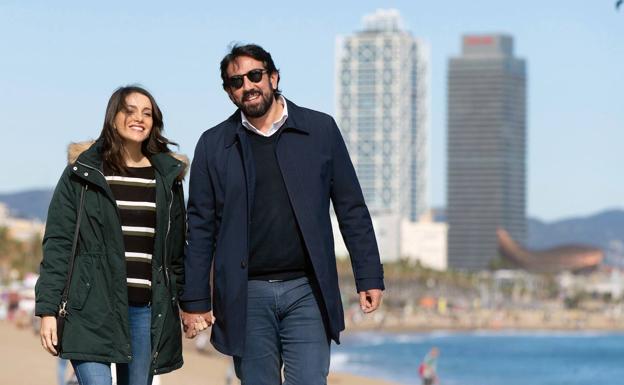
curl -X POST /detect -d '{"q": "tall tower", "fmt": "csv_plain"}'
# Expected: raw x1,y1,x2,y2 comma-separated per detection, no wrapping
336,9,430,225
447,34,527,271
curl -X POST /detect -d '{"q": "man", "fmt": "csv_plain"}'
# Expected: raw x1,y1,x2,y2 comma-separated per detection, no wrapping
180,44,384,384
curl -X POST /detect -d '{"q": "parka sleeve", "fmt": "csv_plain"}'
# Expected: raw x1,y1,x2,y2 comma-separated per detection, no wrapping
35,166,79,316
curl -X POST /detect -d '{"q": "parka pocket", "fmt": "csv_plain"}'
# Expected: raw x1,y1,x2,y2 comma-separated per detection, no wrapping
169,272,180,310
68,254,97,310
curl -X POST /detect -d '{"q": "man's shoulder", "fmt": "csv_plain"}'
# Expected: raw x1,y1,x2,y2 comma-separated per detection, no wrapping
286,99,335,128
285,99,340,143
197,112,240,145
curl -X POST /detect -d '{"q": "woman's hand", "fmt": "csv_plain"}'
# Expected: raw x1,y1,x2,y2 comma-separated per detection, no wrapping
40,316,58,356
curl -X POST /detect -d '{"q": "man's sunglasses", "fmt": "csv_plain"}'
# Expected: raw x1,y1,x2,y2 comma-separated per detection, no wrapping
226,69,268,89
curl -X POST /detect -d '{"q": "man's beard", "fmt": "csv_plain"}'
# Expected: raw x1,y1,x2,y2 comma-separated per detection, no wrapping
236,88,274,118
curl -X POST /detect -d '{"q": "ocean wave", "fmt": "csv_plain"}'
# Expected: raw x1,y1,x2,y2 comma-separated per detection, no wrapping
347,329,624,343
329,352,350,370
346,330,459,345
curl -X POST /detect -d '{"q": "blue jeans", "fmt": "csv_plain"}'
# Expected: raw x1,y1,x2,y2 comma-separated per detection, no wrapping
234,276,331,385
72,305,153,385
57,358,68,385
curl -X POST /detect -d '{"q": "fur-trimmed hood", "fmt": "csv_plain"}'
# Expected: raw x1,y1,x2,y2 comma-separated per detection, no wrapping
67,140,189,180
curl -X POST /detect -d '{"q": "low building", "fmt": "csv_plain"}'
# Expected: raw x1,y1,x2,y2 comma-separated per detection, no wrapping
0,203,45,242
331,210,401,261
401,213,447,270
332,210,448,270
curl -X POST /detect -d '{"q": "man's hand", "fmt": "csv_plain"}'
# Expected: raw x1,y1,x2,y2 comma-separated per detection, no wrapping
359,289,383,313
40,316,58,356
180,310,214,339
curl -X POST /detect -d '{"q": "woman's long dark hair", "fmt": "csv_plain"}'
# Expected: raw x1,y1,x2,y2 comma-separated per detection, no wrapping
99,85,177,174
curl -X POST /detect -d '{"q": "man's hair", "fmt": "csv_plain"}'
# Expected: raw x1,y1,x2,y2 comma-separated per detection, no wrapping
219,44,281,96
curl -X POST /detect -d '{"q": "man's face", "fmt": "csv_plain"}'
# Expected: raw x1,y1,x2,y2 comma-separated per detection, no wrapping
225,56,278,118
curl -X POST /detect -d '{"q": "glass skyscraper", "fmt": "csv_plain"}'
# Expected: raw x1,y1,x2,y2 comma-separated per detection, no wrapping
335,9,429,224
447,34,527,271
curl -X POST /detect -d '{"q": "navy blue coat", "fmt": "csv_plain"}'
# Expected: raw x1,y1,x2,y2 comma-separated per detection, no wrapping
180,99,384,356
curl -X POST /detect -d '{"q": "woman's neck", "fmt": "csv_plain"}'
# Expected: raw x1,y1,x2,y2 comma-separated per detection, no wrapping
123,142,150,167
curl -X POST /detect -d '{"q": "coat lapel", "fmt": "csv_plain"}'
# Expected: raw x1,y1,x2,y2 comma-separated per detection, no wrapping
235,124,256,222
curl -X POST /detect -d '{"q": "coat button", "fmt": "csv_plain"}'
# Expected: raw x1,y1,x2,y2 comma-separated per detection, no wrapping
127,355,132,360
83,172,89,177
158,313,162,318
241,261,247,269
73,166,78,171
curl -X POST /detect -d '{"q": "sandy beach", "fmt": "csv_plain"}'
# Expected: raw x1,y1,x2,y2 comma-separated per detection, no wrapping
0,320,400,385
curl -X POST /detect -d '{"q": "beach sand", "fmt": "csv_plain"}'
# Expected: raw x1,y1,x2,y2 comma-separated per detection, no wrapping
0,320,400,385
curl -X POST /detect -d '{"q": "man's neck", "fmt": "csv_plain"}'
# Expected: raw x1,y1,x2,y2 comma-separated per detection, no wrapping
246,97,284,134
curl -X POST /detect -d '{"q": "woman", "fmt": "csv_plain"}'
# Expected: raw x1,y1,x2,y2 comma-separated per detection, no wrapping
35,85,188,385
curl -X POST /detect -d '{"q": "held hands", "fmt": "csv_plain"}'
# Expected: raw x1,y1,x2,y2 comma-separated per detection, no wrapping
180,310,214,339
359,289,383,313
40,316,59,356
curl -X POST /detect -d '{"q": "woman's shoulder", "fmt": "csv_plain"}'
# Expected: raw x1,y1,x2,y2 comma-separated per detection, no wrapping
67,140,96,165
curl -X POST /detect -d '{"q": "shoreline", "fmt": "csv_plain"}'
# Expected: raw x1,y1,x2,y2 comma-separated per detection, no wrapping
342,305,624,334
346,324,624,334
0,320,402,385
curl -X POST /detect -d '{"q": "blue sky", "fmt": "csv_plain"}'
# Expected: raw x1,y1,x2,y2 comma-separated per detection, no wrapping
0,0,621,221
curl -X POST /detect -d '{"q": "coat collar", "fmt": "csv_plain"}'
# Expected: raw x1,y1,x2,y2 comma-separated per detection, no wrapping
224,97,309,148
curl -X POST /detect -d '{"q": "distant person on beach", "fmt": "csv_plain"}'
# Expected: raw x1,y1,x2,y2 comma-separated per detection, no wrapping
35,85,187,385
419,347,440,385
178,43,385,385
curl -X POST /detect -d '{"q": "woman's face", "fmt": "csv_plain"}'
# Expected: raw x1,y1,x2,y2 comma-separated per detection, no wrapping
114,92,153,145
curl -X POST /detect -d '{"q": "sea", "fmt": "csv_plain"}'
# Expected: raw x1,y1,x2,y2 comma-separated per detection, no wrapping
330,330,624,385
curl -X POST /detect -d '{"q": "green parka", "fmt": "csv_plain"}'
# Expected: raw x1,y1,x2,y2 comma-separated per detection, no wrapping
35,139,187,375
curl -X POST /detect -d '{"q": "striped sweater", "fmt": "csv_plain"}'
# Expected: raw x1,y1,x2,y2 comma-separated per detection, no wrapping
104,164,156,305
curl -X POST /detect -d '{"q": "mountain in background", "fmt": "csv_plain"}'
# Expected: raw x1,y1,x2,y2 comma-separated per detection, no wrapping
431,207,623,256
1,191,623,256
0,189,54,220
527,211,624,250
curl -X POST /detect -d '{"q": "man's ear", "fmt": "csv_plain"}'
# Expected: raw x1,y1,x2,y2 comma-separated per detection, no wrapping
270,72,279,90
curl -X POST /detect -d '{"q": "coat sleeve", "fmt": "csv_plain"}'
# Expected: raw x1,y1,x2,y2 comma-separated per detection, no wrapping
35,166,78,316
179,133,216,312
328,118,385,292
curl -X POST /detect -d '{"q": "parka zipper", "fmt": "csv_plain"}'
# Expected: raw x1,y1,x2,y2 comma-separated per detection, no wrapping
150,180,177,372
163,184,174,288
